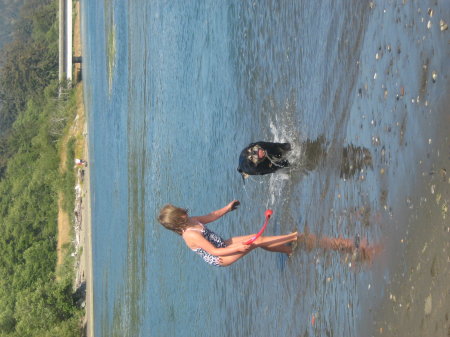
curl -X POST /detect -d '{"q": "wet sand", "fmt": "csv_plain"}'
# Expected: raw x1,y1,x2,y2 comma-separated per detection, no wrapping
361,94,450,337
352,2,450,334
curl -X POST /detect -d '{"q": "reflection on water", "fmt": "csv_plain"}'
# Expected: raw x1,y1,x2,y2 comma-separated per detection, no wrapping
299,136,373,179
340,145,373,179
295,227,382,266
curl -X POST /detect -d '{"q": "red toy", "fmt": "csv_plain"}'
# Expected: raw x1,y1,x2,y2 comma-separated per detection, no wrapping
244,209,273,244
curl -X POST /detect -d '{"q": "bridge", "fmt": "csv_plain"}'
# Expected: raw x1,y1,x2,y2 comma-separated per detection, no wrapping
59,0,82,85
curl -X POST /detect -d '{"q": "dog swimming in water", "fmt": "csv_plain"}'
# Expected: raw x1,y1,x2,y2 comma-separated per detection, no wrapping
237,141,291,178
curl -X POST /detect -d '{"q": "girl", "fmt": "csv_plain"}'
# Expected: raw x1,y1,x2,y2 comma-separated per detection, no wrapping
157,200,298,267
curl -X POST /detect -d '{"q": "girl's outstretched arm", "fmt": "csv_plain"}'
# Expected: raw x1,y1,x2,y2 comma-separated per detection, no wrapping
191,200,240,224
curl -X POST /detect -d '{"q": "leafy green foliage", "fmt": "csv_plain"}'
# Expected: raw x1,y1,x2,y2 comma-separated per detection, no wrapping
61,137,77,215
0,0,27,50
0,87,81,336
0,0,57,172
0,1,84,336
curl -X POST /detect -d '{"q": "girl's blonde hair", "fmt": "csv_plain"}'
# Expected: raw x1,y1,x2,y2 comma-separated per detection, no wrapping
157,204,189,235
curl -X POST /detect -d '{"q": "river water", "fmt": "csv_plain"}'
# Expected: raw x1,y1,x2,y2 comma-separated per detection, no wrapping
81,1,450,336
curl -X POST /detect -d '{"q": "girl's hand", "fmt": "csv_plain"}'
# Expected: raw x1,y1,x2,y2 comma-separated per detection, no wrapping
238,242,251,252
228,200,240,212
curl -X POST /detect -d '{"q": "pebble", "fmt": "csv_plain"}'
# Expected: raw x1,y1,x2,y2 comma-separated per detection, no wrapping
432,71,437,82
421,243,427,253
443,203,448,216
441,19,448,31
427,20,432,29
436,193,441,204
424,295,432,315
428,8,433,17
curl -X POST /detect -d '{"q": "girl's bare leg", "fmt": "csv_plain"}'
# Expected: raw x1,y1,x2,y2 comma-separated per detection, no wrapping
218,249,253,266
224,234,260,245
225,232,298,248
253,232,298,250
219,232,298,266
261,244,292,254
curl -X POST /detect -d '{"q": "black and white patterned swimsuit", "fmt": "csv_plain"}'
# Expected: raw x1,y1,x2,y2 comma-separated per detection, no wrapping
186,224,227,267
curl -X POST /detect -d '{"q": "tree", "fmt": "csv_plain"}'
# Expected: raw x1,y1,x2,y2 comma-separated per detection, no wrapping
14,278,76,337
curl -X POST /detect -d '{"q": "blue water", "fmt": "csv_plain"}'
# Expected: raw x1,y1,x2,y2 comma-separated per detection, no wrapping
81,1,450,336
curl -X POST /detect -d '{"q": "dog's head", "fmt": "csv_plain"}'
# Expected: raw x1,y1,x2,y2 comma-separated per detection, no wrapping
237,144,267,179
237,141,292,178
245,144,267,165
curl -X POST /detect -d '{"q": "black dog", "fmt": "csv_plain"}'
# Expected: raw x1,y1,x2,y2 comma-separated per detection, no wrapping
237,141,291,178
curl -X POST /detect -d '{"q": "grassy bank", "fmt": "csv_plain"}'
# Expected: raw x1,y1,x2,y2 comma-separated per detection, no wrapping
0,1,87,336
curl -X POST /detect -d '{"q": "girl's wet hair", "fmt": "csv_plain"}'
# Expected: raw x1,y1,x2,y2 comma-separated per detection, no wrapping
157,204,189,235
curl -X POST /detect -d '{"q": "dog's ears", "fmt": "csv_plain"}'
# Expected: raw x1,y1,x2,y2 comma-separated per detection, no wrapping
241,173,247,185
237,168,249,183
240,172,249,185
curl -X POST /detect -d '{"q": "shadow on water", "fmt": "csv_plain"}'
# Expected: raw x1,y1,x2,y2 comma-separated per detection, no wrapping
296,136,373,179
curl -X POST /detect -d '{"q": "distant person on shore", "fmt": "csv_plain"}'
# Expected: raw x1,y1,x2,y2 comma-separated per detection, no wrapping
75,158,88,167
157,200,298,267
